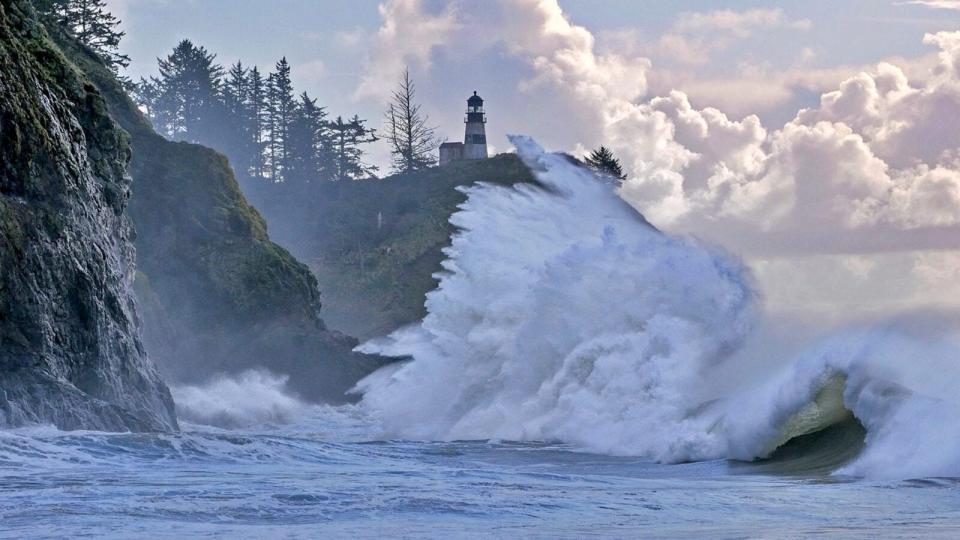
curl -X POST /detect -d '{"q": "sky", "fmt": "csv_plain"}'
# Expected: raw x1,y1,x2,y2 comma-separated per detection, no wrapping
108,0,960,322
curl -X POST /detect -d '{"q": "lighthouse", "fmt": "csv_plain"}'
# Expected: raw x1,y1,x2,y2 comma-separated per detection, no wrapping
439,91,489,165
463,91,488,159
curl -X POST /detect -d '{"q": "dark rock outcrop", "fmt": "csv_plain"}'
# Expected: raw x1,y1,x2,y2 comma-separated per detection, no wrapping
0,0,176,431
48,16,384,402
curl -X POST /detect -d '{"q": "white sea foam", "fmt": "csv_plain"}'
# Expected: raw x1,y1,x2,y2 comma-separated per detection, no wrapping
358,136,960,479
722,316,960,479
172,369,308,428
358,136,755,461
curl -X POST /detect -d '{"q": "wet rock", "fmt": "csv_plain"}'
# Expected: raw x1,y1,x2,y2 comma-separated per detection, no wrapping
0,0,176,431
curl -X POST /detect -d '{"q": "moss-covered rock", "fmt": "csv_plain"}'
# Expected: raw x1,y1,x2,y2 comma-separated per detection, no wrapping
45,14,382,402
0,0,176,431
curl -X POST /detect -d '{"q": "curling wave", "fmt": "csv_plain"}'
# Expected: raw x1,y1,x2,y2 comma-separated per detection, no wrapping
357,136,960,480
722,319,960,479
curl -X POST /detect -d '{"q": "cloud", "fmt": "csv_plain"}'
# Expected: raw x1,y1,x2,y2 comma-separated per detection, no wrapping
356,0,650,102
597,8,811,65
616,32,960,255
901,0,960,11
641,51,940,121
494,0,650,105
653,8,811,67
673,8,812,35
358,1,959,257
334,27,368,49
597,9,825,116
353,0,460,100
354,0,651,149
751,250,960,321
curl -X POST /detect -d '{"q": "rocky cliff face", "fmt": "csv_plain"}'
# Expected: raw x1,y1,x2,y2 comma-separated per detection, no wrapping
49,13,384,403
0,0,176,431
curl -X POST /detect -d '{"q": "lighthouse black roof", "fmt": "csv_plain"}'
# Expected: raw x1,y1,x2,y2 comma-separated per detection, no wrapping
467,91,483,105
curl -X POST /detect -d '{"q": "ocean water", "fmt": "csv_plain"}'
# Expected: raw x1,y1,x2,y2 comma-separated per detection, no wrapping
6,137,960,537
2,406,960,539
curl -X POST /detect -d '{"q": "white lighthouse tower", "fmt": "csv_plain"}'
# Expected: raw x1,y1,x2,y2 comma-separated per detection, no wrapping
463,91,488,160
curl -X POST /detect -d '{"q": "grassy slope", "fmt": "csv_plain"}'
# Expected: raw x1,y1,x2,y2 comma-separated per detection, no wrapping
243,154,537,339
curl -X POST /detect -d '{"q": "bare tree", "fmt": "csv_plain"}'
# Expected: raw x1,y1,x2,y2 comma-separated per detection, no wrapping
384,69,438,173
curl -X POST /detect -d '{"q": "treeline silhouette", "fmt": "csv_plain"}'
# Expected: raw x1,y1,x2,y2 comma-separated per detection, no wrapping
133,40,379,186
39,0,629,190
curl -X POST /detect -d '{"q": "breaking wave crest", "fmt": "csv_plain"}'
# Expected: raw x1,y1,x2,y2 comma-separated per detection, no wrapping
358,136,960,480
172,370,308,428
724,319,960,479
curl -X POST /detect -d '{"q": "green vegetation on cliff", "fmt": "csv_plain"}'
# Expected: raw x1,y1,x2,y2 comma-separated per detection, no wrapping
243,154,537,339
0,0,175,430
45,17,382,402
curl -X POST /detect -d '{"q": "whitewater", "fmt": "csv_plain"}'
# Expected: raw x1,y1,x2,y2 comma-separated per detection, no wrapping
359,136,960,480
5,136,960,537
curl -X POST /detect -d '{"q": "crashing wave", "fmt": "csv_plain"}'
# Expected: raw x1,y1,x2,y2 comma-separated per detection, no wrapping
722,319,960,479
172,370,308,429
357,136,754,461
357,136,960,480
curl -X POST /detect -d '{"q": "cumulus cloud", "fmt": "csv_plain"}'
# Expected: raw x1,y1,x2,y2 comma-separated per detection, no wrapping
356,0,650,103
498,0,650,104
617,31,960,255
354,0,652,162
358,1,960,257
353,0,460,100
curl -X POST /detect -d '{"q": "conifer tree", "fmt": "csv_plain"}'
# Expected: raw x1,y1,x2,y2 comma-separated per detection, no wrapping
132,76,162,124
222,61,256,176
384,68,438,173
130,44,378,187
329,115,379,181
154,40,224,142
247,66,268,179
287,92,330,184
265,73,280,180
584,146,627,183
223,62,249,119
265,58,296,181
40,0,130,72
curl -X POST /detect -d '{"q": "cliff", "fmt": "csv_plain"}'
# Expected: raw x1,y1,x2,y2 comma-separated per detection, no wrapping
0,0,176,430
242,155,537,339
46,14,383,403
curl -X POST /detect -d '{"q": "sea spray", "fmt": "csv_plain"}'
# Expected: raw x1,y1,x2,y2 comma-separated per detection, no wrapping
358,136,756,461
357,136,960,479
720,318,960,479
172,370,308,428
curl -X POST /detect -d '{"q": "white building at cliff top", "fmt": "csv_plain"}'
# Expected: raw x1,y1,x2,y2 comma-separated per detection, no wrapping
439,91,488,166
